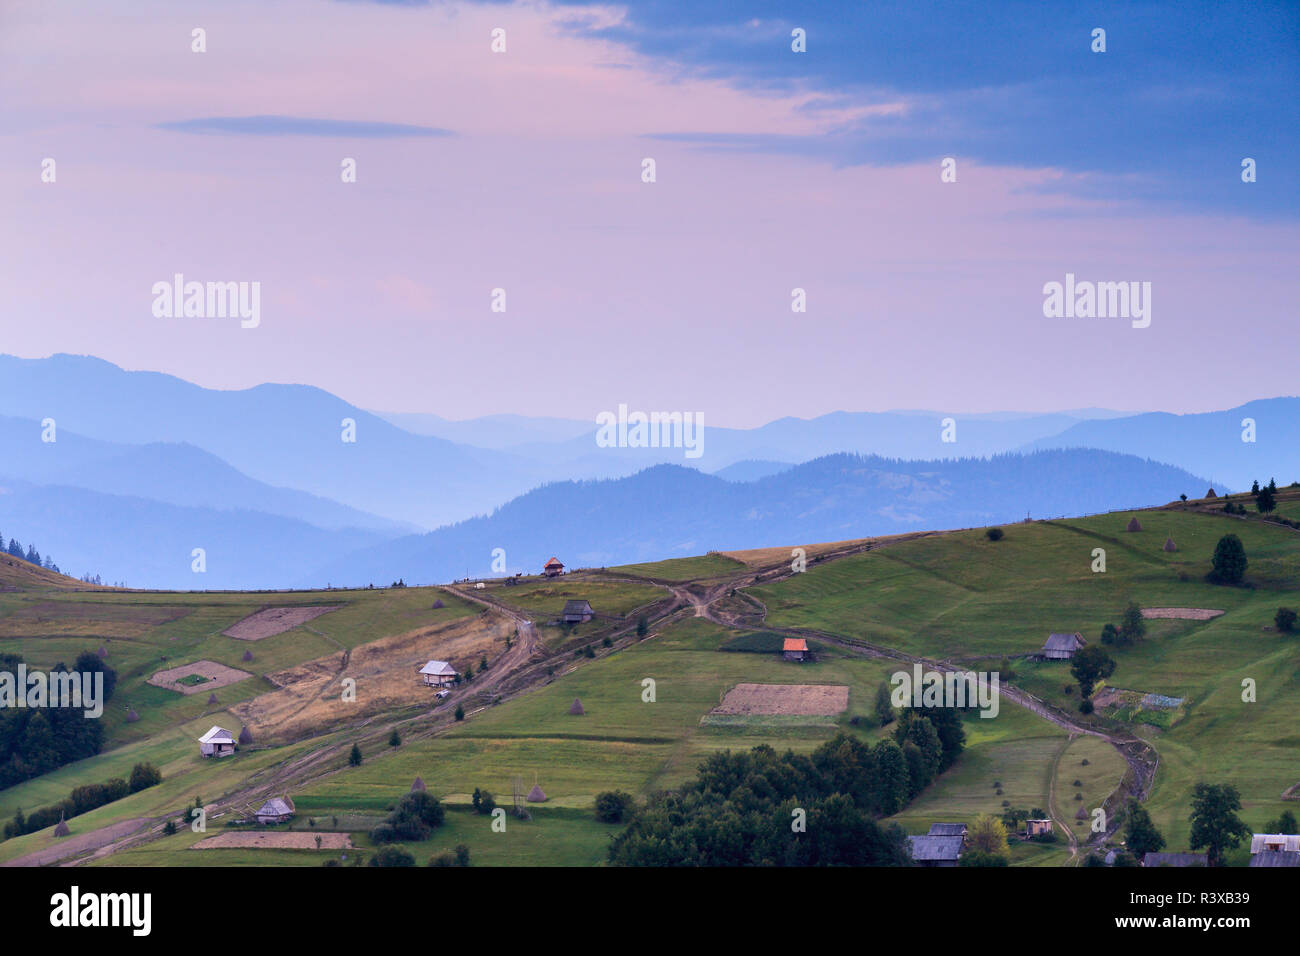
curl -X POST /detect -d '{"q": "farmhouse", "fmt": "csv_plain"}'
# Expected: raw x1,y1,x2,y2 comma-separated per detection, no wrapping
198,726,236,758
1250,833,1300,855
1025,819,1054,838
562,600,594,624
782,637,809,662
419,660,458,687
543,557,565,577
907,834,963,866
1143,852,1207,867
1040,632,1085,661
928,823,968,840
256,796,296,825
1250,851,1300,867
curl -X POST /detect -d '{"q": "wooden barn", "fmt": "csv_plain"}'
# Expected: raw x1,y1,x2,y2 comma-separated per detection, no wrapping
256,796,296,825
928,822,968,840
1040,632,1085,661
543,557,565,578
907,834,964,866
1251,833,1300,855
419,660,458,687
562,599,594,624
782,637,809,662
1026,819,1054,838
198,726,236,758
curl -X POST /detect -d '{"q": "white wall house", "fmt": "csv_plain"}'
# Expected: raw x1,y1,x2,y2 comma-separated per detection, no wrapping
419,660,457,687
198,726,236,758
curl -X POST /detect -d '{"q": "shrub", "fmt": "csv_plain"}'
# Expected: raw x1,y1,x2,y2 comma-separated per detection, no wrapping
985,527,1004,541
128,762,163,794
471,788,496,815
594,790,634,824
388,730,401,748
348,744,362,766
1079,699,1095,714
369,845,416,867
1275,607,1298,634
636,616,648,637
454,704,465,722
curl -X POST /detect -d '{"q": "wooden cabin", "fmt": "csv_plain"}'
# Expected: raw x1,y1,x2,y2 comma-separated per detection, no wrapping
907,834,963,867
1040,632,1085,661
198,725,236,758
782,637,809,662
562,600,594,624
256,796,296,825
419,660,458,687
1026,819,1054,838
543,557,565,578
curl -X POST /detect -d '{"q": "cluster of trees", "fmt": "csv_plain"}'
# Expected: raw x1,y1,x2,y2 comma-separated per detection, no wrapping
609,721,967,866
1100,603,1146,648
3,762,161,839
0,534,61,575
0,652,117,788
1086,784,1263,867
1249,479,1278,514
369,790,445,844
361,842,471,867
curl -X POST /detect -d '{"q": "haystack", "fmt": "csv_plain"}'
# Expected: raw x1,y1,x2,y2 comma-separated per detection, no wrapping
53,813,70,838
241,650,253,662
1126,517,1142,532
1205,487,1217,498
433,599,445,609
126,707,139,723
1075,805,1088,821
238,725,253,745
568,698,585,716
1163,536,1177,553
207,693,219,705
97,645,108,659
411,777,426,792
526,783,547,803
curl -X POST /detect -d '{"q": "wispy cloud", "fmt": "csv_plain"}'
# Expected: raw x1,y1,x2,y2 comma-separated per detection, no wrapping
156,115,453,138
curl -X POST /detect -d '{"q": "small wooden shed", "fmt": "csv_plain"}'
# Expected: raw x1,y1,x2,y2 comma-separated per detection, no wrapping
543,557,565,578
198,725,236,758
782,637,809,662
256,796,296,825
419,660,458,687
562,600,594,624
1041,632,1085,661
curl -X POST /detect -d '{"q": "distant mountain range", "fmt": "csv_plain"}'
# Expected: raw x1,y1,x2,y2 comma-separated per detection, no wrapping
302,450,1213,588
0,352,1291,589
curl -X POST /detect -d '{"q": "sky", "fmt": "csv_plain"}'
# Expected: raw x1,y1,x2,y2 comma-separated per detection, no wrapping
2,0,1297,428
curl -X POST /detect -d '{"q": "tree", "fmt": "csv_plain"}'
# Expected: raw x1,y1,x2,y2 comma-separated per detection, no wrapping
1117,602,1147,646
636,616,648,637
1209,534,1248,584
959,848,1009,867
1100,623,1118,646
594,790,634,823
1124,800,1165,856
1070,645,1116,698
1257,486,1276,513
471,788,496,815
1275,607,1298,634
873,682,896,726
128,762,162,793
454,704,465,722
454,844,471,866
388,730,401,748
368,845,415,867
1265,809,1298,834
967,813,1009,860
348,744,362,766
1188,783,1251,866
985,527,1004,541
1251,479,1260,495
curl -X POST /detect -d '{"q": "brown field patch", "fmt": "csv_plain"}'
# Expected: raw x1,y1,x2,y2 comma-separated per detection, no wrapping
192,831,352,850
148,660,252,695
712,683,849,716
1140,607,1225,621
231,610,511,740
223,605,342,640
0,601,192,638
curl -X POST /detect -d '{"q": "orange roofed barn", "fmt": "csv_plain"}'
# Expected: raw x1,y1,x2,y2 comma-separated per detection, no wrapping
543,557,564,577
783,637,808,662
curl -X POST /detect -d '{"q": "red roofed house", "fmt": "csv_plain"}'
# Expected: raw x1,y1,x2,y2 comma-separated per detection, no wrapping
543,557,565,578
783,637,809,662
